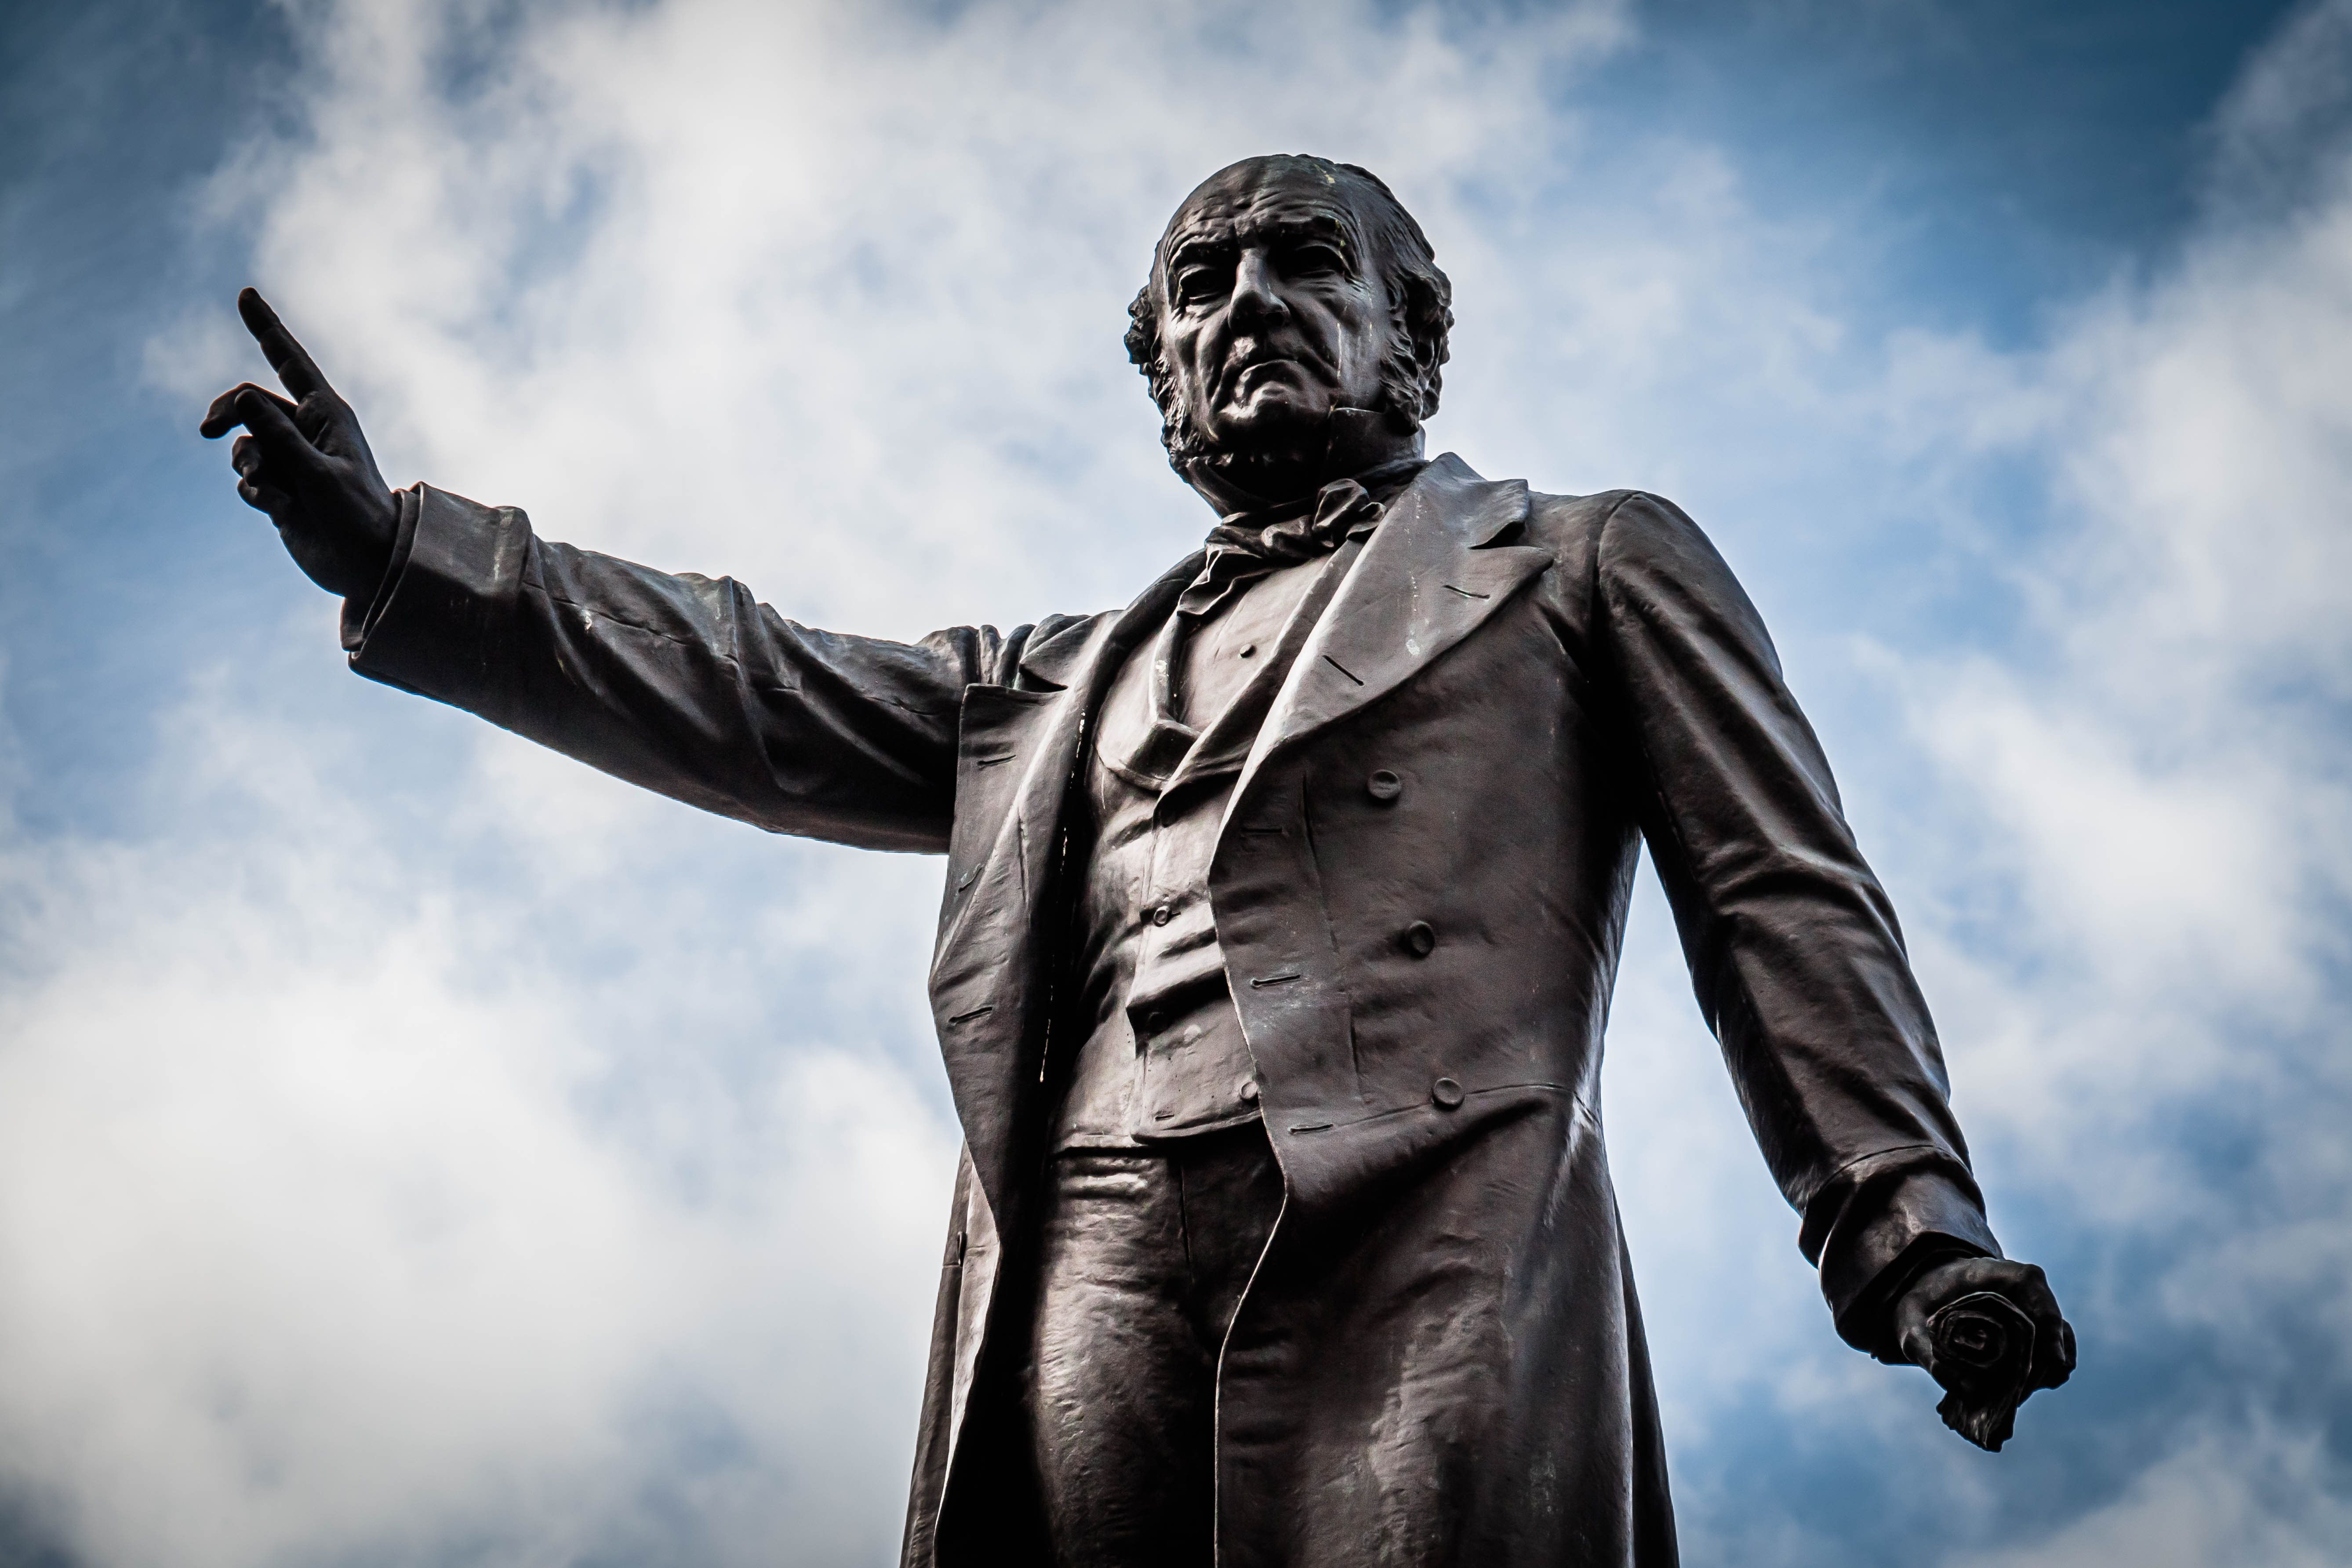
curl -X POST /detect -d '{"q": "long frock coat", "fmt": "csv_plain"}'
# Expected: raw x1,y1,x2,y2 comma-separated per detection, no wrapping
343,453,1999,1568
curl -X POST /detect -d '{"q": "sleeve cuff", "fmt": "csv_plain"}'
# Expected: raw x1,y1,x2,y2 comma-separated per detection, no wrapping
341,483,535,710
1799,1147,2001,1356
340,484,422,654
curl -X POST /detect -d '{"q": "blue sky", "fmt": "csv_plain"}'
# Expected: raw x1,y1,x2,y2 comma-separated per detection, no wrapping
4,2,2349,1564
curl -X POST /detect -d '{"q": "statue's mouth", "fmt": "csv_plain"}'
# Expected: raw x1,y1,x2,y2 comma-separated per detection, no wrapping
1215,337,1336,407
1230,358,1301,392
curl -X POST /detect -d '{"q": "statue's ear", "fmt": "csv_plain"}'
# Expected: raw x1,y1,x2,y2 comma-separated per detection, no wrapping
1376,313,1440,426
1400,274,1452,422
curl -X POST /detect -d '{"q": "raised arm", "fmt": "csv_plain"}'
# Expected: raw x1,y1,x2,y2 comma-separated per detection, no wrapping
1594,491,2072,1443
200,289,1054,854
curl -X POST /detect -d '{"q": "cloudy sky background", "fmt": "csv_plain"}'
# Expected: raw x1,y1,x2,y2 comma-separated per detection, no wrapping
5,0,2351,1563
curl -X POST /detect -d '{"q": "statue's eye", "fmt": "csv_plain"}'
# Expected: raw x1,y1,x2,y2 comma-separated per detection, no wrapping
1287,244,1346,278
1173,262,1232,305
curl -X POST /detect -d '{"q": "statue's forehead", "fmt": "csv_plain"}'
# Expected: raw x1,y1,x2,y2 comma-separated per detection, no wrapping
1162,168,1364,254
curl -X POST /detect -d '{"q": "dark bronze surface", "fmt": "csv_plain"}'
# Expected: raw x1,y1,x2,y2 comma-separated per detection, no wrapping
1028,1126,1286,1566
1926,1292,2038,1451
202,151,2075,1566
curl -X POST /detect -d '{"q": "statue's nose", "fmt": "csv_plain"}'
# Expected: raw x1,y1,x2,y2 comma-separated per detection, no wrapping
1229,251,1290,326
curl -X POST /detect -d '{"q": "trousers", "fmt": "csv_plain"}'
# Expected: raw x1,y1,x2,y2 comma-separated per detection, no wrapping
1024,1124,1286,1568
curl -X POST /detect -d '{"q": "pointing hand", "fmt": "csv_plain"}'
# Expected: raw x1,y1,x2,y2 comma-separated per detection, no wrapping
200,289,398,599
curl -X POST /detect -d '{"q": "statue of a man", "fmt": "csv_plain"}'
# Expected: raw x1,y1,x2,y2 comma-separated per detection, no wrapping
203,153,2072,1567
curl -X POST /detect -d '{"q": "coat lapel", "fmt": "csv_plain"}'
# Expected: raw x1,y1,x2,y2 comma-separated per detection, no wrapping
928,555,1197,1222
1226,454,1549,820
1015,552,1203,693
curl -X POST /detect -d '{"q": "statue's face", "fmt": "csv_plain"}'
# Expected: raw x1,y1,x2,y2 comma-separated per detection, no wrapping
1155,162,1396,460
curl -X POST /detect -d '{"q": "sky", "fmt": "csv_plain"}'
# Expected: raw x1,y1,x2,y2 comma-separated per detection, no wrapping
2,0,2350,1564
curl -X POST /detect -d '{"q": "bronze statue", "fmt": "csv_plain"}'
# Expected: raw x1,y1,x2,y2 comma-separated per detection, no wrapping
202,153,2073,1567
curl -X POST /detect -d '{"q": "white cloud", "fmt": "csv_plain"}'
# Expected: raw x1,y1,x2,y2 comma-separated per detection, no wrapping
1882,0,2352,1197
1950,1428,2352,1568
1851,10,2352,1560
162,0,1636,634
0,674,957,1566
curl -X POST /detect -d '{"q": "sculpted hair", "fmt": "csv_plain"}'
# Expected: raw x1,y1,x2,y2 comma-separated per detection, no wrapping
1125,156,1454,464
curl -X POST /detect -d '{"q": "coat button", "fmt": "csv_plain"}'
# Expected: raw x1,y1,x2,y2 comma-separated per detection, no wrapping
1403,920,1436,957
1431,1077,1465,1110
1151,904,1173,927
1237,1077,1260,1104
1367,769,1403,802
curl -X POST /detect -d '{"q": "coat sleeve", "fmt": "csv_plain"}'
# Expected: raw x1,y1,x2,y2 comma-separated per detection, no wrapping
1593,490,2001,1355
339,483,1054,855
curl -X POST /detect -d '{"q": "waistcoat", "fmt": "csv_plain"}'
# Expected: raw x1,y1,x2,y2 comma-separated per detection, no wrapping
1050,485,1391,1148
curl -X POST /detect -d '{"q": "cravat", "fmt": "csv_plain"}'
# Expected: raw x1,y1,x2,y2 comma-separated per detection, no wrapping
1106,476,1393,789
1175,474,1389,622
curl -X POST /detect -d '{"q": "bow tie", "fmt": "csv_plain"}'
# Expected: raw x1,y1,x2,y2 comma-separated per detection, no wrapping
1177,474,1394,621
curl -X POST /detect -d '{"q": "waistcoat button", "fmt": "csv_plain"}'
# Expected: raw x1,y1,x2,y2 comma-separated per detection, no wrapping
1367,769,1403,801
1151,904,1173,926
1431,1077,1465,1110
1145,1011,1168,1033
1237,1077,1260,1104
1403,920,1437,957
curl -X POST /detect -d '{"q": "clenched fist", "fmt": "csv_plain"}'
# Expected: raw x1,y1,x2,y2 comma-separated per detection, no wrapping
1896,1255,2076,1449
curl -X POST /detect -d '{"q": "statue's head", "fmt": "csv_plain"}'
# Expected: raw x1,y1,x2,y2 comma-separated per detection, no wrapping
1126,154,1453,499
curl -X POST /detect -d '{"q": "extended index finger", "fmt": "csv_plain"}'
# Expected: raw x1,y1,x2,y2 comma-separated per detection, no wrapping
237,287,334,400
